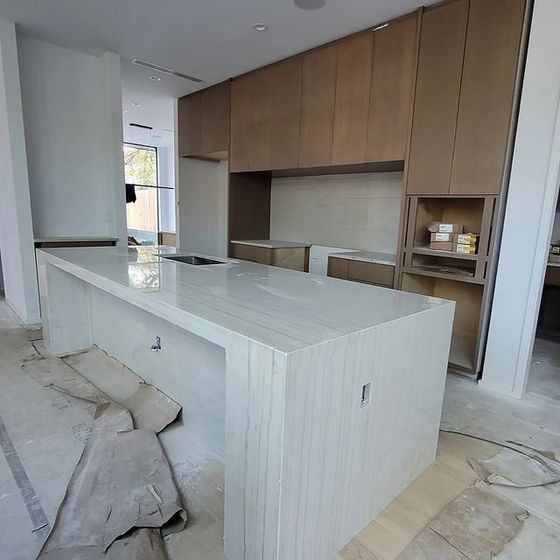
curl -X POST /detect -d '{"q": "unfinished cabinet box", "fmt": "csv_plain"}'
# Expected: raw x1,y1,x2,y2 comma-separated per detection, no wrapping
366,12,419,163
327,257,395,288
402,273,484,373
231,242,310,272
230,57,303,172
399,195,498,375
178,81,230,160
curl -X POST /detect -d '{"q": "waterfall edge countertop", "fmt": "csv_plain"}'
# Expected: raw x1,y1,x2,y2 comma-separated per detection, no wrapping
230,239,312,249
35,244,455,560
329,250,397,266
36,246,450,354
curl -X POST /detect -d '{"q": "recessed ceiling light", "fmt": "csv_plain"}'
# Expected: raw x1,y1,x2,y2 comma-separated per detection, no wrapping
150,75,161,81
294,0,326,10
252,23,268,32
130,101,142,107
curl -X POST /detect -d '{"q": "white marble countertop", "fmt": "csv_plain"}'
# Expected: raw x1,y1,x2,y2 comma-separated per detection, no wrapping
37,246,450,353
230,239,312,249
329,251,397,266
34,236,119,243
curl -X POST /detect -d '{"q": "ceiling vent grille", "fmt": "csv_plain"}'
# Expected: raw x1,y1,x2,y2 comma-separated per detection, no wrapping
132,59,203,83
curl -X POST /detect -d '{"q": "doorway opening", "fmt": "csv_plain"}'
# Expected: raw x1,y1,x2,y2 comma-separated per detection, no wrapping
528,199,560,401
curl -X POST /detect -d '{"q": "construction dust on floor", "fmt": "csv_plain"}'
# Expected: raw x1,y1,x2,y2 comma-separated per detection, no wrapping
1,299,560,560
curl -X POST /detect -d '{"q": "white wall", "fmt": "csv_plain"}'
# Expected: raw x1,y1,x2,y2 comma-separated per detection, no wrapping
270,172,403,253
482,0,560,397
157,146,176,233
177,158,228,257
0,20,40,324
17,36,126,242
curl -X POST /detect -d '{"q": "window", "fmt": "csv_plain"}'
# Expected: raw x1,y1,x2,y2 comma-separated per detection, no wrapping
124,143,159,245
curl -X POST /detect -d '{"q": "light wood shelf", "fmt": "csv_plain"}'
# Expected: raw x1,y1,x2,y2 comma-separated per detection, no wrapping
402,267,485,285
411,246,479,261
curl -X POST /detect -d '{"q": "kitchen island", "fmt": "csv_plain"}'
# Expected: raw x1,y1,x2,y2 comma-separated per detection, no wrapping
37,246,454,560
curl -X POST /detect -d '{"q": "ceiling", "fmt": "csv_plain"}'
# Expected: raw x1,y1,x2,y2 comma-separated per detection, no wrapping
0,0,437,146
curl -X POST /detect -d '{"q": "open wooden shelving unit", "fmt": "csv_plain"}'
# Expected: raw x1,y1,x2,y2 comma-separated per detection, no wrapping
399,195,499,375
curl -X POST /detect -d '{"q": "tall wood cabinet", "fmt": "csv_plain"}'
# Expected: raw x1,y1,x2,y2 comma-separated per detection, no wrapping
406,0,469,195
400,0,526,375
407,0,525,196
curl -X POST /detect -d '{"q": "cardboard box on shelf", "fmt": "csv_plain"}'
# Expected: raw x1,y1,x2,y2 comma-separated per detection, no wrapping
427,222,463,234
456,233,479,245
429,241,454,251
430,232,479,245
454,243,477,255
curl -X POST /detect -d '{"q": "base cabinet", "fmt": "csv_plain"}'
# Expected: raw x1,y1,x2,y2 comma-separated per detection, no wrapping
327,257,395,288
231,243,310,272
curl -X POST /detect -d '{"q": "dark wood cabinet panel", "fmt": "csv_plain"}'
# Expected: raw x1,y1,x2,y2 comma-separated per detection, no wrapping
178,92,202,157
230,70,271,171
450,0,525,195
228,173,271,253
366,13,419,163
200,82,230,157
179,82,229,159
406,0,469,195
327,257,349,279
269,57,303,171
298,44,338,168
230,58,302,172
332,34,373,165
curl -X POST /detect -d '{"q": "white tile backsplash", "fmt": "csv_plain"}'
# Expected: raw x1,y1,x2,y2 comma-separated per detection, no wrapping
270,172,403,253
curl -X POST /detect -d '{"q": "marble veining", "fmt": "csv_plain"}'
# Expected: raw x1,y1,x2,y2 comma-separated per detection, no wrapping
36,245,455,560
37,246,447,354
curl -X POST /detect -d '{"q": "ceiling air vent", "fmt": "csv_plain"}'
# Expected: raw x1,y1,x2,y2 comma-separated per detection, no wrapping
129,123,153,130
132,59,203,83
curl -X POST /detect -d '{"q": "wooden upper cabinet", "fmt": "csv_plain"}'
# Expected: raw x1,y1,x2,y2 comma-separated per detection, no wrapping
332,34,373,165
298,44,338,168
230,69,270,171
406,0,469,195
450,0,525,195
366,13,419,163
230,58,302,172
178,81,230,159
200,82,230,158
268,57,303,170
178,92,202,157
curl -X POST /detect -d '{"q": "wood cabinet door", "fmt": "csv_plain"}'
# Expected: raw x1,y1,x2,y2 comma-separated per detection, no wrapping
269,57,303,170
450,0,525,195
327,257,349,279
406,0,469,195
332,34,373,165
366,13,419,163
230,70,271,171
178,92,201,157
298,44,338,168
200,82,230,157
